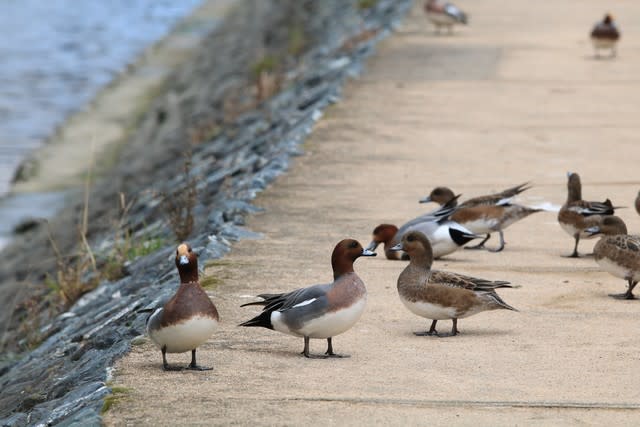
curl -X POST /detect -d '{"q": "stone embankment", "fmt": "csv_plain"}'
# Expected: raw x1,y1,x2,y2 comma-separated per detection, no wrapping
0,0,411,425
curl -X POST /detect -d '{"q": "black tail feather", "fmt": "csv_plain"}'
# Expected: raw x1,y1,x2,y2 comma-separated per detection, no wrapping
238,309,274,330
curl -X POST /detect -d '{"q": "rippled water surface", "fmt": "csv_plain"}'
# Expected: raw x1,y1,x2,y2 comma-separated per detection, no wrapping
0,0,204,197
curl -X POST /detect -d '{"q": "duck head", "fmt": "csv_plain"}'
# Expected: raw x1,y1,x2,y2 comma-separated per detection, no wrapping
585,215,627,237
566,172,582,202
390,231,434,268
419,186,457,206
331,239,376,280
176,243,198,283
366,224,398,252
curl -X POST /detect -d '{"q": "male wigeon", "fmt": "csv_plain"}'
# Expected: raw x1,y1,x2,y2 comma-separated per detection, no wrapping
591,14,620,58
558,172,618,258
367,201,479,259
147,243,219,371
424,0,468,34
367,220,478,260
586,216,640,300
420,183,539,252
392,231,517,337
240,239,375,358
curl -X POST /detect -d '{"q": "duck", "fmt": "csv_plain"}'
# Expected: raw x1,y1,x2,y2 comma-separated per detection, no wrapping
146,243,219,371
239,239,375,358
419,182,531,208
586,216,640,300
419,183,539,252
392,231,517,337
635,191,640,216
367,220,478,260
591,14,620,58
558,172,618,258
424,0,468,34
367,200,479,259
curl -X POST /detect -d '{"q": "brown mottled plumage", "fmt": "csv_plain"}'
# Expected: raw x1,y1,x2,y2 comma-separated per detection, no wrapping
420,182,531,208
558,172,618,258
393,231,517,337
588,216,640,300
420,183,538,252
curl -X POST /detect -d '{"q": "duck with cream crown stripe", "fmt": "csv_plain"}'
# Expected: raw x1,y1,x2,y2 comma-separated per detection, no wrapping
419,182,539,252
146,243,219,371
240,239,375,358
558,172,620,258
585,216,640,300
392,231,517,337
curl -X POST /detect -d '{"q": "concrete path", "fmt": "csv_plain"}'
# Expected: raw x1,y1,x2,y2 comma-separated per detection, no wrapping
105,1,640,425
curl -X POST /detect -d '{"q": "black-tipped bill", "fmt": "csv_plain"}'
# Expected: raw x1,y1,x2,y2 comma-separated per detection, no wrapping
390,243,403,252
365,241,379,252
179,254,190,265
418,196,431,204
361,248,377,257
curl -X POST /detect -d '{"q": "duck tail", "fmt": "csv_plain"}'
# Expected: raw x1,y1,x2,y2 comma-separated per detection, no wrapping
486,292,518,312
239,309,274,329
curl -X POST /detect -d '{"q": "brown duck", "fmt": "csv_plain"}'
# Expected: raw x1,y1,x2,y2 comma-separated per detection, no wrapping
392,231,517,337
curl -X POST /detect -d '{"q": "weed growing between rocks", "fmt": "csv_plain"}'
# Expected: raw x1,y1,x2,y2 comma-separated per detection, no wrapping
160,147,197,242
101,385,131,414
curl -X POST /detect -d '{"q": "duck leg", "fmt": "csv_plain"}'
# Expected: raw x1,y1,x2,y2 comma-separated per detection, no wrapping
565,235,580,258
414,319,438,336
437,319,459,337
301,336,328,359
162,346,183,371
187,349,213,371
609,280,638,300
325,337,350,358
465,234,491,250
487,231,505,253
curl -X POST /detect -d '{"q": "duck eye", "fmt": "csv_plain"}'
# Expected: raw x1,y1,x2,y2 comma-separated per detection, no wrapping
349,241,359,248
407,235,415,242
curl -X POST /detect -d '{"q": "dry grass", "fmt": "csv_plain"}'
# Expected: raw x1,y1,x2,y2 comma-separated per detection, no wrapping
160,147,197,242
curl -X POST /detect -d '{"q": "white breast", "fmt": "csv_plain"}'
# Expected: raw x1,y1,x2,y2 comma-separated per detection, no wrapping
148,316,218,353
591,38,617,49
459,218,496,234
272,297,367,339
596,256,637,282
400,296,457,320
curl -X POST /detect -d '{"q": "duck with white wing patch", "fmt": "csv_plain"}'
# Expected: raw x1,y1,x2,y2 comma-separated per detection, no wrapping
239,239,375,358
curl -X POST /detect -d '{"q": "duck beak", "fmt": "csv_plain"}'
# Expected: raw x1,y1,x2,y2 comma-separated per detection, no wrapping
361,248,377,257
390,243,403,252
179,255,190,265
566,171,572,178
365,240,379,252
418,196,431,204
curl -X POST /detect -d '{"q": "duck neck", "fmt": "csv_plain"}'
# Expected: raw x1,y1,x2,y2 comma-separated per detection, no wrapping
331,256,355,280
408,249,433,270
567,180,581,202
178,263,199,283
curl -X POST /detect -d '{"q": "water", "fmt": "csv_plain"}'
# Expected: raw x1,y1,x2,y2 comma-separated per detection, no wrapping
0,0,205,198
